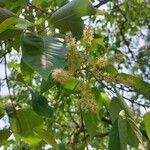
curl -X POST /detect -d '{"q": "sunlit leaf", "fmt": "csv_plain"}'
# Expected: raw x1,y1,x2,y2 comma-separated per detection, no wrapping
0,129,11,146
34,127,60,150
144,112,150,140
9,108,43,145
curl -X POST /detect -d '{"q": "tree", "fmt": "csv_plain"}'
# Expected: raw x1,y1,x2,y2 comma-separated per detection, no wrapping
0,0,150,149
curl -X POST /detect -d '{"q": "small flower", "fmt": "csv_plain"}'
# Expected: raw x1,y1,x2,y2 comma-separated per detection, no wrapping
66,32,76,51
108,54,123,64
52,68,70,82
80,95,98,113
80,83,98,113
96,58,108,68
83,26,94,46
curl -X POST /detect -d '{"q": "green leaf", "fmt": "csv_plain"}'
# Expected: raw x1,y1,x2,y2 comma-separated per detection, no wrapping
96,9,105,15
9,108,43,145
21,32,67,80
109,97,131,123
0,129,11,146
104,67,150,99
118,73,150,99
0,7,17,23
0,17,18,34
100,92,110,109
61,78,79,93
50,0,95,36
40,78,54,93
83,111,100,137
0,17,32,34
15,18,34,30
31,91,53,118
0,29,22,42
34,127,60,150
109,119,120,150
16,73,25,84
109,98,122,123
118,110,127,150
126,117,144,148
109,110,127,150
144,112,150,140
0,104,5,119
92,88,104,110
20,59,34,81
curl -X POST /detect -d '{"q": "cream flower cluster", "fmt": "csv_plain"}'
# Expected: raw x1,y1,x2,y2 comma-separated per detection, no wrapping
52,68,70,82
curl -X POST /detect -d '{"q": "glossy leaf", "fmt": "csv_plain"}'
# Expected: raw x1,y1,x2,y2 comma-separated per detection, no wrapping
21,32,67,80
50,0,95,36
31,91,53,118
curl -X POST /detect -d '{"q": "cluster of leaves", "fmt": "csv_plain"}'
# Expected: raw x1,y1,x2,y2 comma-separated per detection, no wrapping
0,0,150,149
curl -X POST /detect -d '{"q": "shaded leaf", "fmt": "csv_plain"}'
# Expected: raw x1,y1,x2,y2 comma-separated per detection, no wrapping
40,78,54,93
109,119,121,150
50,0,95,37
20,59,34,81
83,111,100,137
0,7,17,23
31,91,53,118
109,110,127,150
118,110,127,150
21,32,67,80
127,117,144,148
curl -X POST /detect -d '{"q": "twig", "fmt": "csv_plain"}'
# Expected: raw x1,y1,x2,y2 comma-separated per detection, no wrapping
4,54,16,113
94,0,111,8
95,131,109,138
122,96,150,108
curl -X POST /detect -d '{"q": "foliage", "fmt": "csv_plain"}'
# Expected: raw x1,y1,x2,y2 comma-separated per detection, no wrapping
0,0,150,149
